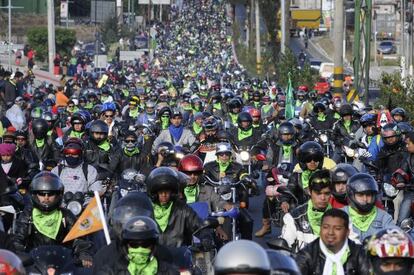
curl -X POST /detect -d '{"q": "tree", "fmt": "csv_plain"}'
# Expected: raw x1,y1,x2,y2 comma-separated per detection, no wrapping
27,27,76,61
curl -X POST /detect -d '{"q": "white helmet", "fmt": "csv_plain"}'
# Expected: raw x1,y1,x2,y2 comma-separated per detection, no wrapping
215,142,232,155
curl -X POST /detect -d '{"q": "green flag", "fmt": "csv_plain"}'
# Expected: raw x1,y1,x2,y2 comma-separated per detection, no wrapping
285,74,295,119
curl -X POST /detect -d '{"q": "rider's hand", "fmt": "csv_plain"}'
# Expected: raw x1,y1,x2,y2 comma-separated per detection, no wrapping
281,202,290,213
216,226,228,241
397,182,406,189
82,259,93,268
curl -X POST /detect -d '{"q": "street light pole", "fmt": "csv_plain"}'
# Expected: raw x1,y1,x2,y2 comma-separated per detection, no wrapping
47,0,56,74
281,0,286,54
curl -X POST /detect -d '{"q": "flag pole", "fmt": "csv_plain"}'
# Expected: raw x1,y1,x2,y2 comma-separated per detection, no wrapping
94,191,111,245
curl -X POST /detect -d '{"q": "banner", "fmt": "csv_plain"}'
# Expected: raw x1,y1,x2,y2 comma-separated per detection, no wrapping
285,73,295,120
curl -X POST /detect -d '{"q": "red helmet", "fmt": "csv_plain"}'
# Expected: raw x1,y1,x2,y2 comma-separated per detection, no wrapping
248,108,261,119
63,137,83,156
298,85,309,92
178,154,204,173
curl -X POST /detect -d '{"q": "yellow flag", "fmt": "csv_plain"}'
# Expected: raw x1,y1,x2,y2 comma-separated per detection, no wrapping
62,196,103,243
97,74,108,88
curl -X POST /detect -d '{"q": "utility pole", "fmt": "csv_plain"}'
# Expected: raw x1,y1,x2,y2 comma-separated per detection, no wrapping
47,0,56,74
255,0,261,74
116,0,123,35
401,0,406,80
0,0,23,69
333,0,344,98
281,0,286,54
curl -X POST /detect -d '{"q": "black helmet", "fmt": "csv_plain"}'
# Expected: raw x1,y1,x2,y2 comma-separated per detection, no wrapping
30,171,64,212
41,111,58,123
202,117,219,131
298,141,324,170
89,120,109,144
381,123,401,146
278,122,295,138
71,112,87,126
339,103,353,117
347,173,378,213
331,164,358,202
391,107,407,120
122,216,159,243
32,119,49,139
158,106,172,118
110,191,154,240
266,249,301,275
237,112,253,130
227,98,242,110
146,167,179,202
398,122,413,135
313,102,326,114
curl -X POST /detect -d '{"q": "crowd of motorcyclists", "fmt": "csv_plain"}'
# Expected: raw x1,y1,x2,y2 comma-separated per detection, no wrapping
0,0,413,274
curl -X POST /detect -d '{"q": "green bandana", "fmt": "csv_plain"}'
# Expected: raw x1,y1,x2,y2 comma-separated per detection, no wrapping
238,128,253,141
32,208,62,240
183,105,193,111
161,117,169,129
192,122,203,135
124,147,139,157
317,113,326,122
295,100,302,107
307,200,331,235
349,206,377,232
253,101,260,108
229,113,238,124
47,130,53,137
98,140,111,152
184,185,199,204
367,135,373,145
217,159,231,173
343,120,351,134
262,104,272,114
213,102,222,110
85,102,94,110
69,130,83,138
153,202,173,232
253,124,260,128
334,112,341,120
129,108,139,118
301,169,316,189
127,247,158,275
282,145,292,159
35,138,45,148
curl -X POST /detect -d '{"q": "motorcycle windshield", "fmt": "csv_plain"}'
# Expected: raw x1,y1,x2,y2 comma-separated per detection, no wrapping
189,202,210,220
30,245,73,272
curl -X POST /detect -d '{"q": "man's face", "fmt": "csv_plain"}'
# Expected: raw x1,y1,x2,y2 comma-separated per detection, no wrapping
354,192,374,206
383,135,397,145
281,133,293,142
170,116,182,127
218,152,231,162
363,125,375,135
334,182,347,195
320,216,349,252
406,139,414,153
37,192,57,205
158,190,171,205
16,137,27,147
1,155,12,163
393,115,404,122
73,123,83,132
103,111,114,124
306,160,319,171
379,258,408,272
240,121,250,129
343,115,352,121
185,171,201,186
310,187,331,209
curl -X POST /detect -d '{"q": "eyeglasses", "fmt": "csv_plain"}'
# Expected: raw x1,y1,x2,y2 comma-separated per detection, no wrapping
37,192,58,197
125,140,136,144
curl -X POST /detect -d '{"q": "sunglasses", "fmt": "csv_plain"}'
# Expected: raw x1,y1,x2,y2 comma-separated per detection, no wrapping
127,240,153,248
104,114,114,118
37,192,59,197
125,140,136,144
310,177,330,186
217,152,231,156
304,156,321,163
183,171,202,176
68,105,75,108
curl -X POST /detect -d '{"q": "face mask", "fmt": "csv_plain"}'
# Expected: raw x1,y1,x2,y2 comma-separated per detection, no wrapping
65,156,81,167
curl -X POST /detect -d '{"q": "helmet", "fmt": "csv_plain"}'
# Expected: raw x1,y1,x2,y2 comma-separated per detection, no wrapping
265,249,301,275
227,98,242,110
146,167,179,201
0,249,25,275
178,154,204,173
339,103,353,117
110,191,154,239
41,111,58,122
31,119,49,139
216,142,232,155
63,137,83,156
360,113,377,127
347,173,378,213
248,108,261,119
237,112,253,130
278,122,295,136
31,107,43,120
298,141,324,170
214,240,271,275
202,117,219,131
89,120,109,144
122,216,159,242
158,106,172,118
366,228,414,275
71,112,87,126
313,102,326,113
298,85,309,93
101,102,116,114
30,171,64,212
331,164,358,202
381,123,401,145
391,107,407,120
398,122,413,135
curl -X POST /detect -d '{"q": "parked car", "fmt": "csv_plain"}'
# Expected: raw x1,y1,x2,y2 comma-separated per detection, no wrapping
377,41,396,54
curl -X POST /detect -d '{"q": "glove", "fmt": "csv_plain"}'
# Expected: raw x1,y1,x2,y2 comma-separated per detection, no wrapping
360,150,372,159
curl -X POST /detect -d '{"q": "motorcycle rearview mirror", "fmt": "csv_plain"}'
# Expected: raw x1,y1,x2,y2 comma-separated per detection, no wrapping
401,218,414,233
266,238,291,253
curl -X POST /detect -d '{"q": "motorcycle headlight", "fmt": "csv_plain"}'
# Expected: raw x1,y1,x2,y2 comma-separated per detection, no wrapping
401,218,414,233
320,134,328,143
221,193,232,201
67,201,83,216
120,189,129,197
344,146,355,157
175,152,184,160
383,182,399,197
240,151,250,162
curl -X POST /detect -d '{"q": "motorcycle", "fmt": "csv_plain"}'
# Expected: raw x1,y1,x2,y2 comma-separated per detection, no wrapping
28,245,75,275
312,129,334,158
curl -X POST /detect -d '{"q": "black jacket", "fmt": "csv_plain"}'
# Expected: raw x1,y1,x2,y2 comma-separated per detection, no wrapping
84,140,121,179
295,238,370,275
396,152,414,185
281,171,310,206
332,119,361,148
157,200,204,248
13,207,93,259
376,141,406,176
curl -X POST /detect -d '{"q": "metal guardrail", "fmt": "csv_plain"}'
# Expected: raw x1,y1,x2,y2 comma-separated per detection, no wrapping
0,44,24,54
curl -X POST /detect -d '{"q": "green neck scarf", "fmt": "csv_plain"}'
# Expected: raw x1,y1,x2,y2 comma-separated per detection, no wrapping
153,202,173,232
213,102,222,110
85,102,94,110
238,128,253,141
343,120,351,133
253,101,260,108
98,140,111,152
253,123,260,128
367,135,373,145
183,105,192,111
262,104,272,113
69,130,84,138
295,100,302,107
282,145,292,159
301,169,316,189
32,208,62,240
161,117,169,129
127,247,158,275
124,147,139,157
229,113,238,124
35,138,45,148
317,113,326,122
47,130,53,137
0,122,3,138
184,185,199,204
334,112,341,120
307,200,331,235
217,159,231,173
349,206,377,232
192,122,203,135
129,108,139,118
